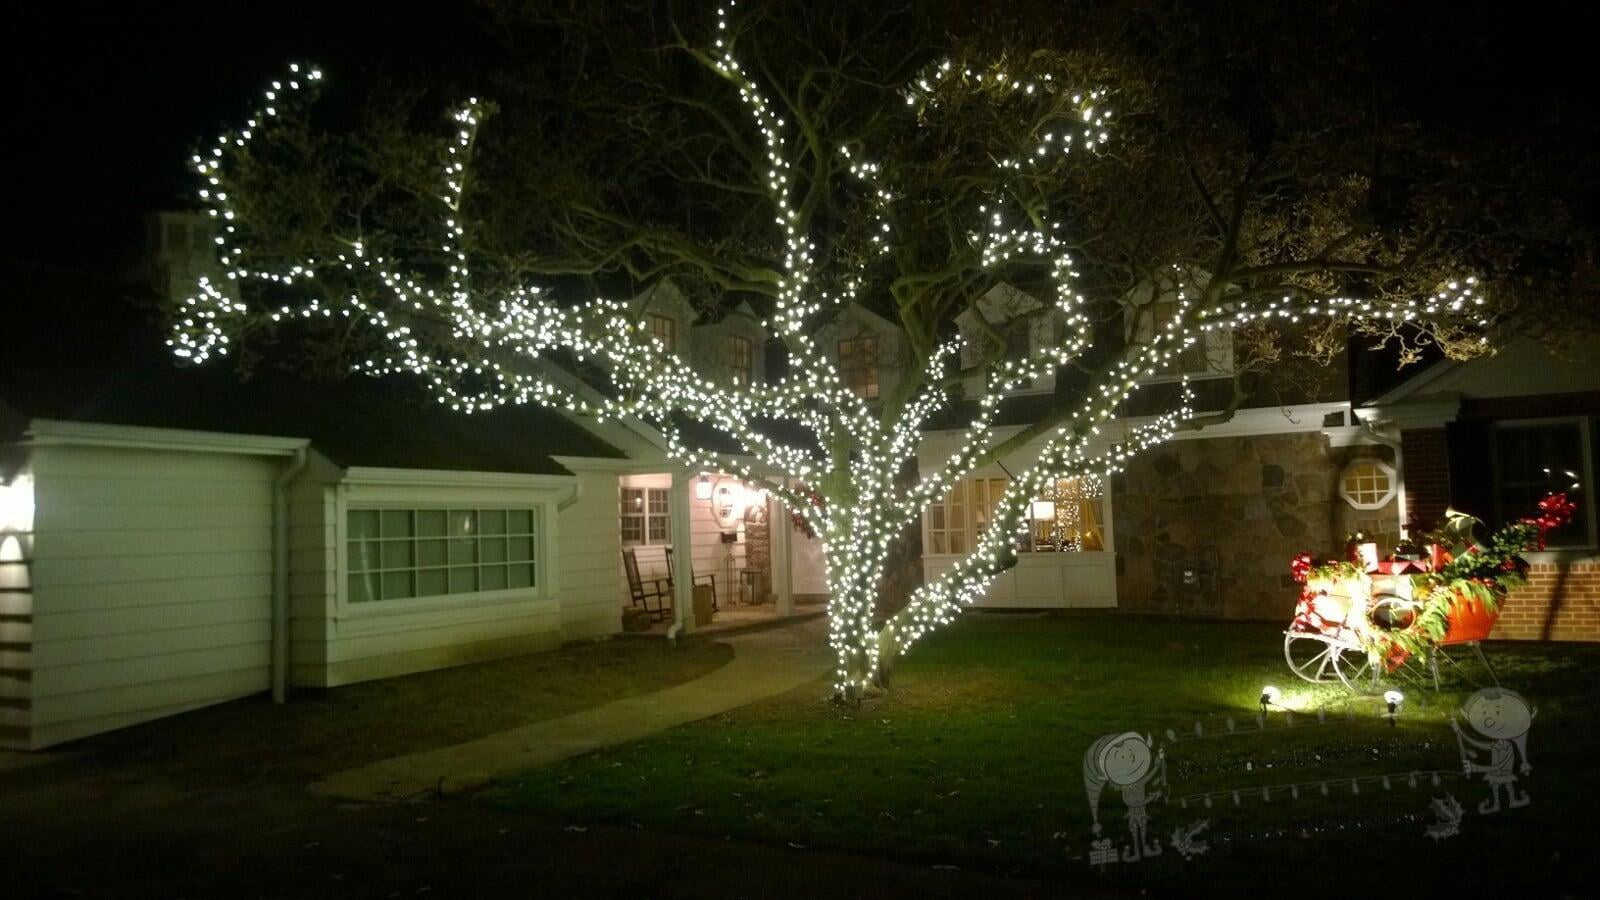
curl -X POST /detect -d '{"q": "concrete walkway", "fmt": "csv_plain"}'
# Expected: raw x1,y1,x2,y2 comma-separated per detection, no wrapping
310,617,831,803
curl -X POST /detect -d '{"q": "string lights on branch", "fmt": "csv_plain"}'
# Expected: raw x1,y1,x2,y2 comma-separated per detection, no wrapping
171,3,1487,700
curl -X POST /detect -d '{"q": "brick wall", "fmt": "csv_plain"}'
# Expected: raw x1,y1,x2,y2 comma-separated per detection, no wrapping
1492,561,1600,642
1400,427,1449,529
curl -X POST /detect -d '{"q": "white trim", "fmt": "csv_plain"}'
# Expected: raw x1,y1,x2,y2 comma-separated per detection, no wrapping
333,495,559,619
1356,396,1462,430
23,418,308,456
550,455,659,473
339,586,548,623
922,401,1353,452
340,466,576,489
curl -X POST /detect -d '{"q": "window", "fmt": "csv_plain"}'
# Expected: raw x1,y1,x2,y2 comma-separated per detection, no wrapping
1130,301,1232,379
1339,460,1397,511
727,335,754,384
926,477,1008,555
1493,419,1592,547
839,337,880,400
347,508,538,603
647,314,676,352
621,487,671,545
1022,477,1106,552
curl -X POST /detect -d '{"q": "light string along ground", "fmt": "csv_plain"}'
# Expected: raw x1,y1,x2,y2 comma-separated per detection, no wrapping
170,4,1487,699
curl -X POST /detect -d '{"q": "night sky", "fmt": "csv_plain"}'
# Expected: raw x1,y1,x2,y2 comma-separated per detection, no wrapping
9,0,488,274
7,1,1595,278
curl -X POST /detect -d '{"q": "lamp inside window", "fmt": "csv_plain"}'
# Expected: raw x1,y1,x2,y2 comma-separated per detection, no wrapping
1023,476,1105,552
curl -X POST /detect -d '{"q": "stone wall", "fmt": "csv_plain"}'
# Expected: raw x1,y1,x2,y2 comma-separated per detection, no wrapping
1114,432,1397,620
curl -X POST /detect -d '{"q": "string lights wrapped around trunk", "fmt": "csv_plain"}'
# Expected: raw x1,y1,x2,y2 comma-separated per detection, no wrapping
170,3,1487,701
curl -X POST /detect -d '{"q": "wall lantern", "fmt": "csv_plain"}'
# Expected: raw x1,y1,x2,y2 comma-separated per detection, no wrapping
695,474,713,501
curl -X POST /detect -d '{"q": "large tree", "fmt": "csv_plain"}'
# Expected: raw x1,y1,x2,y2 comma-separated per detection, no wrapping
171,0,1586,699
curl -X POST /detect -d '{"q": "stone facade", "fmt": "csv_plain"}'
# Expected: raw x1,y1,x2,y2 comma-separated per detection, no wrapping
1114,432,1398,621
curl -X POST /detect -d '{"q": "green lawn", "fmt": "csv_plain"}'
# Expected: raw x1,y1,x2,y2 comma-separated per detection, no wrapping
490,615,1600,896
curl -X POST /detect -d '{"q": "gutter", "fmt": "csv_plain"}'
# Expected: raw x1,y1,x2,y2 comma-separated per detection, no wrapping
271,446,310,704
556,478,584,513
1356,415,1408,537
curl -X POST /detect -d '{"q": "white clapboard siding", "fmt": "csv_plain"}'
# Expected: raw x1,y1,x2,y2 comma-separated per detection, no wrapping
309,599,562,686
689,488,744,606
557,469,627,641
25,444,277,748
286,478,336,684
290,477,574,688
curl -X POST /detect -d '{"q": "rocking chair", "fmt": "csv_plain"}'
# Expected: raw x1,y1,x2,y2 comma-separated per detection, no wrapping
665,547,718,611
622,547,672,621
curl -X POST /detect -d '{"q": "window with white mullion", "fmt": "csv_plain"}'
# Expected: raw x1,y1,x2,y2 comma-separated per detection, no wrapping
347,507,538,603
621,487,672,545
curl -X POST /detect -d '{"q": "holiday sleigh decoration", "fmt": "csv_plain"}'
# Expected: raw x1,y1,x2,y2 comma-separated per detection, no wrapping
1284,493,1576,693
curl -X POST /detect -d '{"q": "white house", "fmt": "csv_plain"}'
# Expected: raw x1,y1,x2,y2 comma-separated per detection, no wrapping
0,264,829,750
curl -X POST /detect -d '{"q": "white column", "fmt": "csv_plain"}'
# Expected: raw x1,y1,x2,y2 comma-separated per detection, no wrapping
773,485,795,616
670,470,695,635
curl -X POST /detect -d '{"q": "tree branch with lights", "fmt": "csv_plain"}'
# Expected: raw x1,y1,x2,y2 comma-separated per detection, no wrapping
173,0,1561,701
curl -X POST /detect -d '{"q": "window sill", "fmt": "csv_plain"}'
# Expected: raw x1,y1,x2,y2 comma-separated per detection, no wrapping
340,587,547,621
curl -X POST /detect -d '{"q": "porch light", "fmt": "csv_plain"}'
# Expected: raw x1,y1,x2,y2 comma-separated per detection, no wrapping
0,473,34,532
1030,499,1056,521
695,475,713,500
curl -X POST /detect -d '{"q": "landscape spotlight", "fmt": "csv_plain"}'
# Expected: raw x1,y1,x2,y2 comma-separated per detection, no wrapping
1384,690,1404,724
1259,685,1282,712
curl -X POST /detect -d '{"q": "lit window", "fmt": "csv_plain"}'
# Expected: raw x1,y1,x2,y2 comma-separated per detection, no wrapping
1492,419,1591,547
347,507,538,603
647,314,676,352
839,337,880,400
1339,461,1397,511
621,487,671,545
1021,476,1106,552
727,335,754,384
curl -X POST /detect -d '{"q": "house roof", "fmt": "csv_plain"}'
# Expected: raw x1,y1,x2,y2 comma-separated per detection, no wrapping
0,262,625,476
1361,328,1600,409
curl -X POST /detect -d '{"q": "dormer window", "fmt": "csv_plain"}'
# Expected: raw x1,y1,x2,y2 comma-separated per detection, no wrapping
1130,300,1232,380
839,337,880,400
727,335,754,384
647,314,677,352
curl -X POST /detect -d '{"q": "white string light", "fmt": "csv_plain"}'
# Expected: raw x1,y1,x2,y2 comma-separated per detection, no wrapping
171,6,1484,700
